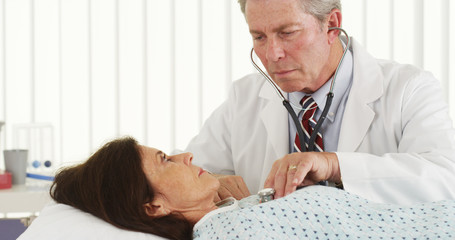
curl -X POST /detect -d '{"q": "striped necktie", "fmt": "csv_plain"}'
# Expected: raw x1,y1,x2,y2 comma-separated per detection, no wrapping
294,96,324,152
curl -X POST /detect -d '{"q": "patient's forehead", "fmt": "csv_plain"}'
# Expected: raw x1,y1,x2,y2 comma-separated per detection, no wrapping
139,145,161,158
139,146,163,174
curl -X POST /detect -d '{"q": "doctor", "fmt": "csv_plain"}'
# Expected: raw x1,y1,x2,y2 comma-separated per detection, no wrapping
185,0,455,205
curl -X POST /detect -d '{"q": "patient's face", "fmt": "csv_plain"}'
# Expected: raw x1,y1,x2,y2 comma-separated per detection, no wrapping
140,146,220,214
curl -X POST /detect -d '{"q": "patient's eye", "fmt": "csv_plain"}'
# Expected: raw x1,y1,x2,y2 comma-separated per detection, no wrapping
161,154,170,163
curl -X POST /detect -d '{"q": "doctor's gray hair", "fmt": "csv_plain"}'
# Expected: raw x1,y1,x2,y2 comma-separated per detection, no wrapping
237,0,341,24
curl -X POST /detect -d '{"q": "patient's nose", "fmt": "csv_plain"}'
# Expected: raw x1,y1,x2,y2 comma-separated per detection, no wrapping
175,152,193,166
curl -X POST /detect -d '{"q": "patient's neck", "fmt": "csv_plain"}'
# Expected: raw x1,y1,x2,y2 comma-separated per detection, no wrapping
179,203,218,225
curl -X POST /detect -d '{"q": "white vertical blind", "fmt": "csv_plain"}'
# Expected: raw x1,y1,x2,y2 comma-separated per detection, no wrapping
146,0,173,152
4,0,32,128
230,0,253,81
174,0,201,149
424,0,444,97
0,0,454,168
342,0,365,44
59,0,90,163
34,0,60,162
365,0,392,60
392,0,420,66
450,1,455,121
201,0,229,122
90,0,117,151
118,0,146,143
0,0,6,155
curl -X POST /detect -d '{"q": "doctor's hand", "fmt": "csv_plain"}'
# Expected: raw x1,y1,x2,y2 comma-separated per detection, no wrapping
211,174,250,202
264,152,341,199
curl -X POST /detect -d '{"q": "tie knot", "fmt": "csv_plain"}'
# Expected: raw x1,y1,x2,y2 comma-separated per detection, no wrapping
300,96,317,109
300,96,317,120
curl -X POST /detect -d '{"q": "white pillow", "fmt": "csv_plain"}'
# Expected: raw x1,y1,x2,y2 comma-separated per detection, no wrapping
18,202,167,240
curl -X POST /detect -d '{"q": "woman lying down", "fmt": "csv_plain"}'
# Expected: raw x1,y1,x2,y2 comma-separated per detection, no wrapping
37,137,455,239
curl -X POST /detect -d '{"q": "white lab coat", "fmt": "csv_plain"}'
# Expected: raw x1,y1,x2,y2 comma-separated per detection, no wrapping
185,38,455,205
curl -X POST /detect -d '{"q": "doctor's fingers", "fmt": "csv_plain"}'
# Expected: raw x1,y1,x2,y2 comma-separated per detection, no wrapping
237,177,251,197
218,175,250,200
290,161,315,190
225,175,250,199
281,160,315,197
216,185,233,201
213,193,222,203
264,160,281,189
272,162,298,199
292,152,339,186
273,153,316,198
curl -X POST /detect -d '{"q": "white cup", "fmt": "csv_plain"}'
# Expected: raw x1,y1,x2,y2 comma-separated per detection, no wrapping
4,149,28,185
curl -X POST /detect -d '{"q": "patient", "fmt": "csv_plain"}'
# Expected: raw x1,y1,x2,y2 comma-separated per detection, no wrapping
50,137,219,240
49,137,455,240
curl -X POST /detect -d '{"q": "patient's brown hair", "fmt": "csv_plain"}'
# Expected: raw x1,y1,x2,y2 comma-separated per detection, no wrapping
50,137,192,240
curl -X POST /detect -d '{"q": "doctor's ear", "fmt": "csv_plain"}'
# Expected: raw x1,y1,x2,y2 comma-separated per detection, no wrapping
326,9,342,43
143,201,169,217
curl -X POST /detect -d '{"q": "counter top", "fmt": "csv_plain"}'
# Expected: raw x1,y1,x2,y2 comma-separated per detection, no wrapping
0,181,52,214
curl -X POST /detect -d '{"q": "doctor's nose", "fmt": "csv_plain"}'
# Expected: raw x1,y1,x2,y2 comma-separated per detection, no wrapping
266,39,285,62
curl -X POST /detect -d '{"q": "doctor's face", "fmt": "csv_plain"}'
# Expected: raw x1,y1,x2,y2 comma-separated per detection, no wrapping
246,0,333,93
140,146,219,213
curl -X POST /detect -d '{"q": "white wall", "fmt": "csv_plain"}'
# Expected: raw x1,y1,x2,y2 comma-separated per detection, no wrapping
0,0,454,168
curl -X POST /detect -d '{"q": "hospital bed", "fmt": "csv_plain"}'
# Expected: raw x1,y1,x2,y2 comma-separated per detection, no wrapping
17,202,165,240
18,186,455,239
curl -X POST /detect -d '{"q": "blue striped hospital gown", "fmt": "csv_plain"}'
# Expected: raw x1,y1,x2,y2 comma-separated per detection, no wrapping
193,185,455,239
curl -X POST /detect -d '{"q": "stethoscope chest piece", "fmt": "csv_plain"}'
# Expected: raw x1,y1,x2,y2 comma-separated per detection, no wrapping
258,188,276,203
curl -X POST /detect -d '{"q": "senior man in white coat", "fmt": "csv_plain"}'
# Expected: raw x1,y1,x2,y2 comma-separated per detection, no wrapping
185,0,455,206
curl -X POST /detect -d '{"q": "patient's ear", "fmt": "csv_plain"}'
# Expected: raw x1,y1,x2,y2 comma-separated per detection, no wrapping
143,200,169,217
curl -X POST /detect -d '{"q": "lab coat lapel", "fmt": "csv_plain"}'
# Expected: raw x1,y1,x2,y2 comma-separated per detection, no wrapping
259,81,289,160
338,38,383,151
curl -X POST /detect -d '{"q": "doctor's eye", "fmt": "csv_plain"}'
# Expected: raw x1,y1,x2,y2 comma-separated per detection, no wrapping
252,35,265,41
280,31,296,37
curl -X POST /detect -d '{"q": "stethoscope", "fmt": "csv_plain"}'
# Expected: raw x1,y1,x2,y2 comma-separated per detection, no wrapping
250,27,351,152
